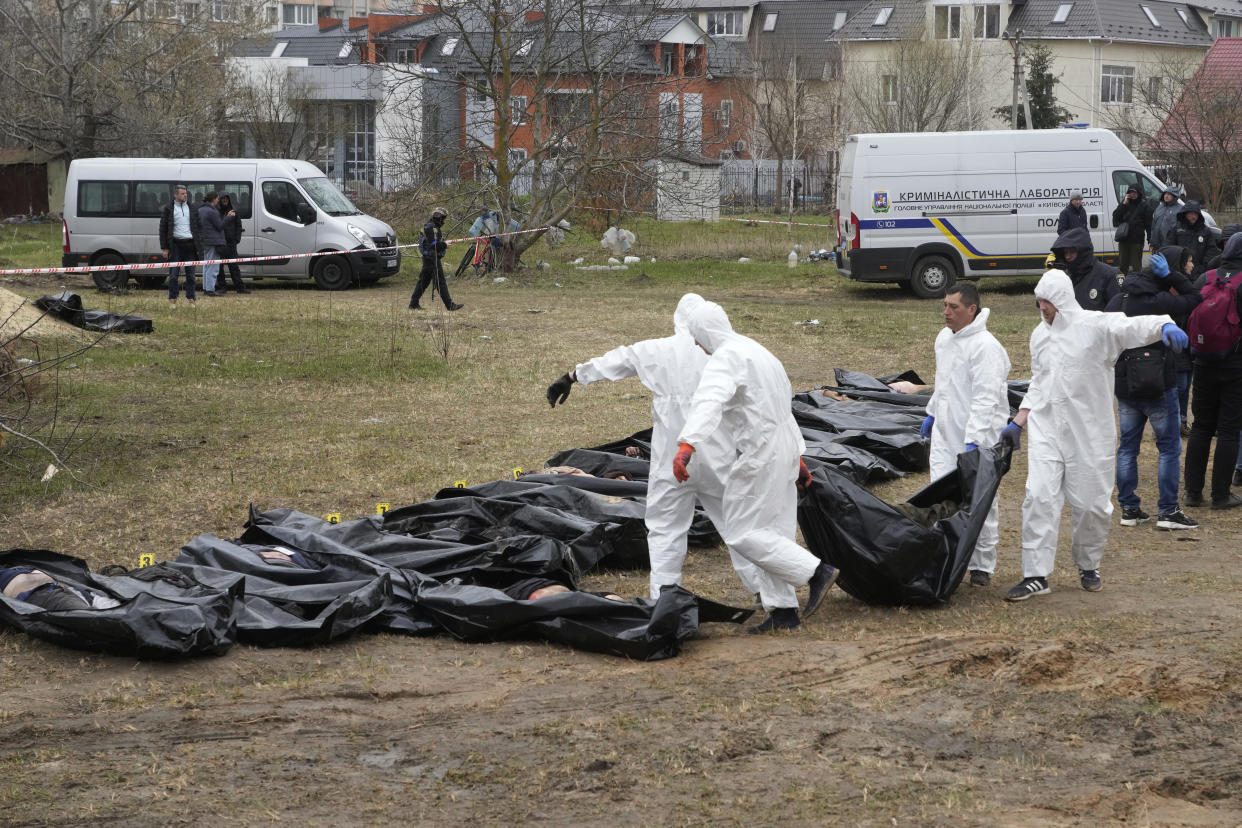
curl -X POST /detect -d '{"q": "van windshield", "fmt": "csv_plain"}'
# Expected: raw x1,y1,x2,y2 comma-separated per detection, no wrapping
298,177,361,216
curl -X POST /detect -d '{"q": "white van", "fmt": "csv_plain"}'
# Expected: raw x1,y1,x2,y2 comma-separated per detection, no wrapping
833,129,1199,298
62,158,400,291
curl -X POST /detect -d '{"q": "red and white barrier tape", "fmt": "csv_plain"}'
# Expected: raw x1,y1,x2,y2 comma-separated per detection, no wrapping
0,226,550,277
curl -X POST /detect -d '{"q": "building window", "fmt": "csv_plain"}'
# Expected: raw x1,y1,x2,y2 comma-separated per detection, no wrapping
182,0,200,18
265,3,277,23
1148,76,1161,100
211,0,235,21
1101,64,1134,104
282,2,311,25
717,99,733,129
873,6,893,25
337,41,353,59
1051,2,1072,23
1215,18,1239,37
706,12,742,36
510,95,528,125
935,5,961,39
1175,8,1190,28
763,12,777,31
441,36,459,55
882,74,897,104
516,38,533,56
833,10,847,29
394,46,415,63
974,4,1000,38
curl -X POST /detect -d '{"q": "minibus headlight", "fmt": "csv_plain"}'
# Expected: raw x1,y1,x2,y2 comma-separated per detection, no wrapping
348,224,376,249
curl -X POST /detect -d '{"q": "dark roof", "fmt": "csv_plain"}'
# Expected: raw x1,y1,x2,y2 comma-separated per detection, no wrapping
1188,0,1242,17
1008,0,1213,46
829,0,927,41
236,26,363,64
750,0,865,77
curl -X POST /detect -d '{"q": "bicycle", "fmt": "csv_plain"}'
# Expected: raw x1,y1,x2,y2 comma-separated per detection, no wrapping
453,236,497,279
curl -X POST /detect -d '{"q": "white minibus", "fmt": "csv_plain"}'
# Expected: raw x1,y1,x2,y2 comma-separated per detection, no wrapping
62,158,400,290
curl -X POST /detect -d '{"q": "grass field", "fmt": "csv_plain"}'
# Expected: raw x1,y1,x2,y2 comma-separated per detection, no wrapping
2,218,1241,825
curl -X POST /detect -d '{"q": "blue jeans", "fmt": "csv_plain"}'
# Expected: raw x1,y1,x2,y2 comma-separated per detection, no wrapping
1116,388,1181,515
167,239,197,300
202,245,219,291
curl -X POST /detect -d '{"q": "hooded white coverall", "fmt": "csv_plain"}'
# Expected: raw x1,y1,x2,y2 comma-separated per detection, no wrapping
574,294,770,601
926,308,1012,574
676,299,820,610
1020,270,1174,578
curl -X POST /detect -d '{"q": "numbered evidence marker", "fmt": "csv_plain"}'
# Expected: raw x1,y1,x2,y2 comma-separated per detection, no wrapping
512,467,523,480
326,513,341,524
138,553,155,568
376,503,390,515
454,480,467,489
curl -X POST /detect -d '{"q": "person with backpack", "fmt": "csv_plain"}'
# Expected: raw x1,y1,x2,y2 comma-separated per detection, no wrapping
1104,246,1202,530
1112,185,1151,275
1183,232,1242,510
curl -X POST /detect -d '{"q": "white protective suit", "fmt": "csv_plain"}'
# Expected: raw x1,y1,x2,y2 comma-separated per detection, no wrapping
1020,270,1174,578
926,308,1012,573
676,299,820,610
574,294,771,602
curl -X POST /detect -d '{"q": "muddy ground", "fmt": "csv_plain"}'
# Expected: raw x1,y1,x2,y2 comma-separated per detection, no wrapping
3,497,1241,826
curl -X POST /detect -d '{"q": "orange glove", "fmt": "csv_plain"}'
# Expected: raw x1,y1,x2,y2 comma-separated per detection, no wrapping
797,458,813,490
672,443,695,483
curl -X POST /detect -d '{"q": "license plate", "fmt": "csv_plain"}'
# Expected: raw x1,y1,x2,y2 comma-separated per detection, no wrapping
385,259,396,268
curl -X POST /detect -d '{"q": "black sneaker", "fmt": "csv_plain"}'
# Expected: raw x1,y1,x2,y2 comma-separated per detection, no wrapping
1119,506,1150,526
1004,577,1050,601
1212,492,1242,510
447,302,464,311
969,569,990,587
1156,508,1199,530
1184,491,1203,507
803,561,839,618
747,607,801,634
408,302,423,310
1079,569,1103,592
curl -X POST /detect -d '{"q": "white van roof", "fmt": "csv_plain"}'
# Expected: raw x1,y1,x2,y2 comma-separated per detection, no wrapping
844,128,1128,154
68,158,328,177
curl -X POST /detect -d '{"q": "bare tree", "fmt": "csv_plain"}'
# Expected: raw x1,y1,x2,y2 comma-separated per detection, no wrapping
844,27,994,133
0,0,262,161
378,0,708,269
224,61,324,160
1107,54,1242,208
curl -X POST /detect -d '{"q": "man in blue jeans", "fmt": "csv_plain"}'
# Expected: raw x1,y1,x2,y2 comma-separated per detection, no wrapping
158,184,201,306
1105,246,1202,529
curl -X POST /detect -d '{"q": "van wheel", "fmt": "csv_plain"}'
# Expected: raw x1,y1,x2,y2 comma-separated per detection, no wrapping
91,253,129,291
137,275,167,290
313,255,352,290
910,255,957,299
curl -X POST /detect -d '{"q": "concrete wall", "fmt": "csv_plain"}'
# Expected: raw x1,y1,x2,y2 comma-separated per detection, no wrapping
656,158,721,221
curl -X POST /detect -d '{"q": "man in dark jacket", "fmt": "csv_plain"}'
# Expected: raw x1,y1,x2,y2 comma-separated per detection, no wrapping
1056,191,1088,235
1112,185,1151,275
409,207,463,311
1104,246,1201,530
1171,201,1219,279
158,183,201,305
197,191,227,296
1150,188,1180,250
1049,226,1122,311
1184,232,1242,510
215,192,250,294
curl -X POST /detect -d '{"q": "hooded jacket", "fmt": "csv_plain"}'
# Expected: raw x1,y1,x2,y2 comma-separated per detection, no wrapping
1050,226,1122,311
1150,189,1181,249
217,193,243,247
1104,245,1202,397
1112,191,1151,245
1056,199,1088,235
926,307,1011,469
1171,201,1219,276
1021,270,1174,465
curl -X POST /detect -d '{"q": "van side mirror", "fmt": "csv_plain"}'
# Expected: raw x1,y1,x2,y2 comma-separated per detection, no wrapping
297,204,316,225
1089,215,1098,229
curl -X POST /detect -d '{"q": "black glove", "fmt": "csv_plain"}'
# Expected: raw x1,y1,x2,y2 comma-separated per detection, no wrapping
547,373,574,407
999,422,1023,451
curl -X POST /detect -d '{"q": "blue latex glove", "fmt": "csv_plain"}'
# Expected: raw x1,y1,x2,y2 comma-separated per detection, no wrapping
920,415,934,438
1162,323,1188,352
1150,252,1169,278
1000,423,1023,450
965,443,978,452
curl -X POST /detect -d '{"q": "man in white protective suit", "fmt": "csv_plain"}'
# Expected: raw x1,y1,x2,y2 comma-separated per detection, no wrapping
1001,269,1188,601
672,298,839,633
545,294,771,605
919,281,1012,588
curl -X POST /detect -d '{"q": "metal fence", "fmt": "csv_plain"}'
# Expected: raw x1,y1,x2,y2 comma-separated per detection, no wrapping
720,159,837,215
